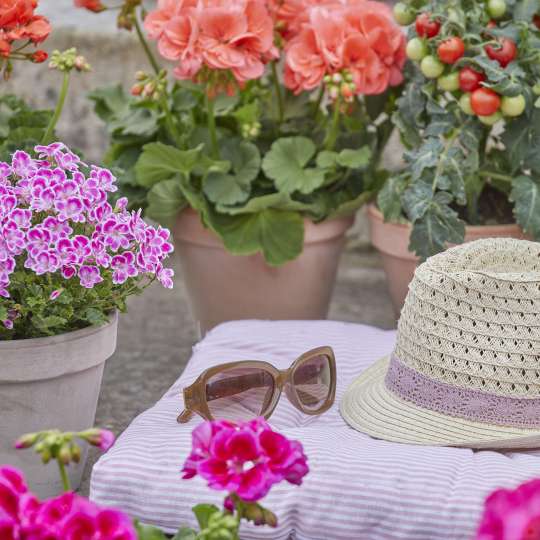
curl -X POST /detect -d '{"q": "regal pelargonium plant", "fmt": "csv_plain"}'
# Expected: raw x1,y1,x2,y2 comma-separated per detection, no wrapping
0,142,174,339
76,0,405,266
378,0,540,259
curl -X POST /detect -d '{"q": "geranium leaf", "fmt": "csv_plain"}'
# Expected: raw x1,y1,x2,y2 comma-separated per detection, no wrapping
146,180,187,227
216,192,314,215
262,136,326,194
172,528,197,540
207,208,304,266
134,521,168,540
510,175,540,237
135,143,202,188
336,147,372,169
378,175,409,222
203,140,260,205
316,151,338,169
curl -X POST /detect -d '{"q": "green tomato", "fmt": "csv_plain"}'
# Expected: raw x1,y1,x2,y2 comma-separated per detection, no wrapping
393,2,415,25
438,72,460,92
421,55,445,79
501,94,526,117
459,93,475,115
406,38,427,61
533,83,540,96
478,111,503,126
487,0,506,19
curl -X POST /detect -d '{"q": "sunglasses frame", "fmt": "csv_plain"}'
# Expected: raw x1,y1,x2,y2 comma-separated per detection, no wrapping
177,346,336,423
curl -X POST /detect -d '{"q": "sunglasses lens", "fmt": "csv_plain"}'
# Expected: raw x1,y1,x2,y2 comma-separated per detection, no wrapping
206,367,275,422
293,354,332,411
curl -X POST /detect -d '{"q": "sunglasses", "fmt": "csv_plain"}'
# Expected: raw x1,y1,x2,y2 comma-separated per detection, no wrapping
177,346,336,423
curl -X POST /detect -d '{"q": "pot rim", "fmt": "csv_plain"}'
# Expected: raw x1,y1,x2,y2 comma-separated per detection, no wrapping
367,203,521,233
175,208,355,248
0,311,118,351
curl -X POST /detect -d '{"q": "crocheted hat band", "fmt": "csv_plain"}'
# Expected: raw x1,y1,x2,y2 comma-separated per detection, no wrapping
385,355,540,429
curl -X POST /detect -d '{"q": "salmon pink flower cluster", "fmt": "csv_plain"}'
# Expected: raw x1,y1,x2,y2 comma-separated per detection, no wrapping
476,478,540,540
182,418,309,503
0,143,174,315
0,0,50,59
0,466,137,540
282,0,406,95
144,0,278,88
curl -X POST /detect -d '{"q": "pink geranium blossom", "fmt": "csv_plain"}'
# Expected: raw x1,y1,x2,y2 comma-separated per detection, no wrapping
476,479,540,540
144,0,277,87
0,466,136,540
283,0,405,95
182,418,308,503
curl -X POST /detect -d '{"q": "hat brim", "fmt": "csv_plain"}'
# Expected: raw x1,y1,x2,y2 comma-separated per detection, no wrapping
340,356,540,449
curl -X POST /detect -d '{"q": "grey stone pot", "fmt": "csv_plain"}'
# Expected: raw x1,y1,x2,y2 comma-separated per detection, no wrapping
0,313,118,498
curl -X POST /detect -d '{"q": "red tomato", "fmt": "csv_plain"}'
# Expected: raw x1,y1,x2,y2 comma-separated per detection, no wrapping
534,14,540,29
415,12,441,38
437,37,465,64
459,67,486,92
471,88,501,116
485,38,517,67
487,20,497,28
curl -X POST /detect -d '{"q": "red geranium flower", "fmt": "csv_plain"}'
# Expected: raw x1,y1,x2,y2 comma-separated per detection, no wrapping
73,0,106,13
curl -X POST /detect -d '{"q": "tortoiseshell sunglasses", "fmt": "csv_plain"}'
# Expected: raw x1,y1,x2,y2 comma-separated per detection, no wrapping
177,346,336,423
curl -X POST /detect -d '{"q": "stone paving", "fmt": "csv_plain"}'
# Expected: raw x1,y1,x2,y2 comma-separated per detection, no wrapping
80,246,396,494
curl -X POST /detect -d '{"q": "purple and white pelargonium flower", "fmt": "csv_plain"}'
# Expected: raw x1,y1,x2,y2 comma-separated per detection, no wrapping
0,142,175,331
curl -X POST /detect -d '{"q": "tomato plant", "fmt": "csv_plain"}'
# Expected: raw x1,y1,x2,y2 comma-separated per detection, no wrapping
415,13,441,38
437,37,465,65
458,67,486,92
485,38,517,67
383,0,540,260
393,2,415,26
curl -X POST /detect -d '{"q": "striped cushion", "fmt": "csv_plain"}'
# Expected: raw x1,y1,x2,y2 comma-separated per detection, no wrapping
90,320,540,540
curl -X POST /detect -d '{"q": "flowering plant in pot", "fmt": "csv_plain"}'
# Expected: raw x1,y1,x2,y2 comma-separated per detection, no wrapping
76,0,406,331
0,140,174,496
370,0,540,313
6,419,309,539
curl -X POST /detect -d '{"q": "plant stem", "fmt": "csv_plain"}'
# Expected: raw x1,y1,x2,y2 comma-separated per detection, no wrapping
41,72,70,145
313,85,324,121
206,92,219,159
133,8,160,75
160,94,182,147
479,171,513,182
324,96,341,151
58,461,71,492
271,61,284,124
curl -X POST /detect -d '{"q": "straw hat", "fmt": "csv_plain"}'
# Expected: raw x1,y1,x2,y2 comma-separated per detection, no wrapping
341,238,540,449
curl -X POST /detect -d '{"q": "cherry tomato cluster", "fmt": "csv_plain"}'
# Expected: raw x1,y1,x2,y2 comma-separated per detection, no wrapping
394,0,528,126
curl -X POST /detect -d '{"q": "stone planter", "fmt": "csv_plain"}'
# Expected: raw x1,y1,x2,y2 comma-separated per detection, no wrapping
174,209,354,334
367,204,528,316
0,313,118,498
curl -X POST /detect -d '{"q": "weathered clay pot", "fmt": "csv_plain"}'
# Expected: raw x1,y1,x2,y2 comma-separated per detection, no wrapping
367,204,529,316
0,313,118,498
174,209,354,334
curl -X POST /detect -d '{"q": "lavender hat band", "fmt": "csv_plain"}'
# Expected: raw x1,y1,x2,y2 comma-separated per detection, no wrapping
384,355,540,429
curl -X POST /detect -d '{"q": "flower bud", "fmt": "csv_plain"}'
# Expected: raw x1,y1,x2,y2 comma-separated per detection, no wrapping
14,433,39,449
74,56,91,72
323,74,332,84
135,70,146,81
341,83,354,99
78,428,115,451
70,443,82,464
329,86,339,100
130,84,143,96
332,73,342,83
143,82,156,97
58,443,72,465
40,447,52,464
31,50,48,64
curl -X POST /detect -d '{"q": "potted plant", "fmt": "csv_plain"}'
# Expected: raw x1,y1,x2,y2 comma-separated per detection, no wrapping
0,16,174,496
75,0,406,333
370,0,540,314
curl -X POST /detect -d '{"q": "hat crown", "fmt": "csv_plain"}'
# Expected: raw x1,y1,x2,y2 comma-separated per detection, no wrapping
394,238,540,399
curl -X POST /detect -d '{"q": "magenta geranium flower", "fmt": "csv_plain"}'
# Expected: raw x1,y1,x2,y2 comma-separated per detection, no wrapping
476,478,540,540
0,466,136,540
182,418,309,503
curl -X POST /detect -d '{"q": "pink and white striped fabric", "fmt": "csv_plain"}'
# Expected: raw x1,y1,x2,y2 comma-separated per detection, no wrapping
90,320,540,539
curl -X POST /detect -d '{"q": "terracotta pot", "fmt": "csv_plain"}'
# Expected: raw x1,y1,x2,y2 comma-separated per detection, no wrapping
367,204,529,317
174,209,354,334
0,313,118,498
